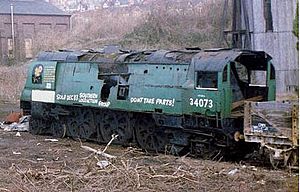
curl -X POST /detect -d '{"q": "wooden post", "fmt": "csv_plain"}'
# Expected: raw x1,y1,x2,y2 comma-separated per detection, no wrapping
292,104,299,146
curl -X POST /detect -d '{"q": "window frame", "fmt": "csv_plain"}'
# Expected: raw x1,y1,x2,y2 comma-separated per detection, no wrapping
195,71,218,90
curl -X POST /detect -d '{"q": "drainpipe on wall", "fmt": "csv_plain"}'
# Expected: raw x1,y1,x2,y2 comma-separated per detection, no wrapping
10,2,15,58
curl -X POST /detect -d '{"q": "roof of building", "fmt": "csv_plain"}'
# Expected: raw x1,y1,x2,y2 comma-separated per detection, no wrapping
0,0,71,16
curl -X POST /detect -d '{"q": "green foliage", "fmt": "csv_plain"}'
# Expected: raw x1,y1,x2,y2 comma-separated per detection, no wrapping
293,1,299,50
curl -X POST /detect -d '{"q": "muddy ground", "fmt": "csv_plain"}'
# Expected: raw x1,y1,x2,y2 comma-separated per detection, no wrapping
0,102,298,192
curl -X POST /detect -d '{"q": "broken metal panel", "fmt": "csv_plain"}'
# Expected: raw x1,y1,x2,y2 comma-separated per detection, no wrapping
244,101,299,146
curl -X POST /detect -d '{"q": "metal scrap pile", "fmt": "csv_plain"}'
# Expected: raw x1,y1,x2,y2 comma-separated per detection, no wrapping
0,111,30,132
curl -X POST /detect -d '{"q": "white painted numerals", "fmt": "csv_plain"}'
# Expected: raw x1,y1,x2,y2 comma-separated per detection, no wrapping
189,98,213,108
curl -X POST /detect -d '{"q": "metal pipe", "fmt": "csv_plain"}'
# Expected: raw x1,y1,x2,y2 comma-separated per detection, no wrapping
10,2,15,58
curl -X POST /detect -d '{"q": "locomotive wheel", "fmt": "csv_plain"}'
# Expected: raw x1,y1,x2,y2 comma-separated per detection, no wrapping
29,118,44,135
51,120,66,138
287,150,299,167
66,110,80,139
168,145,187,156
94,111,105,143
269,152,281,169
100,111,131,144
135,116,167,153
100,111,117,143
78,109,95,140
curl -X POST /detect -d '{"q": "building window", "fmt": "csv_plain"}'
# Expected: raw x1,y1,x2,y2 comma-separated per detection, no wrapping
55,23,68,32
39,23,52,32
263,0,273,32
25,38,33,59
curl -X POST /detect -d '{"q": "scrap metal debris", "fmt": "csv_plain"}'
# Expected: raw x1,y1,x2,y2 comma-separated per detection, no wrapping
0,115,30,132
4,112,22,124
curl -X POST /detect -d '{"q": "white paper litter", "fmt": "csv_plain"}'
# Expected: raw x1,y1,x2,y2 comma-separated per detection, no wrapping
45,139,59,142
227,168,239,176
97,160,111,169
12,151,21,155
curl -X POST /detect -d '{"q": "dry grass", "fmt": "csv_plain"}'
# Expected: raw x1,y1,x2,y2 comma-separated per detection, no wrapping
0,130,298,192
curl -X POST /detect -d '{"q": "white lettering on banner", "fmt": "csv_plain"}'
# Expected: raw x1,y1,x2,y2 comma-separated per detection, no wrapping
98,101,111,107
130,97,175,107
56,94,78,101
56,93,98,104
79,93,98,104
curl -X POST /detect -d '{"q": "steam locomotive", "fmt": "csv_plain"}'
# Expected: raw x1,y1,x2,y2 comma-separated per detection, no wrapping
20,47,275,157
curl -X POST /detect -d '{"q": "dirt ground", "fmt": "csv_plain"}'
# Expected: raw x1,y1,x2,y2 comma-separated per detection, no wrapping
0,102,298,192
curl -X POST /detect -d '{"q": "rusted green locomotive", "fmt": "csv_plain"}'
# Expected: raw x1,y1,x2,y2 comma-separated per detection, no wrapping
20,48,275,156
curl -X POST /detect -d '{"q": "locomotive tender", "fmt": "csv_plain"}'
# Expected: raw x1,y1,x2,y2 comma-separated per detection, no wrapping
20,48,276,155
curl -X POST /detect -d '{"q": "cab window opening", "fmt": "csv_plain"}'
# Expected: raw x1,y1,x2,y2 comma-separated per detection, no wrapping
196,71,218,89
250,70,267,86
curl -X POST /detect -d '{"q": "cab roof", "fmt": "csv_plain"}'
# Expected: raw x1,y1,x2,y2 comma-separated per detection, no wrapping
193,49,272,72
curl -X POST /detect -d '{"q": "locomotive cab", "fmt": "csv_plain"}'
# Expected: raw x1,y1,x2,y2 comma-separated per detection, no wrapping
222,51,275,118
190,49,274,119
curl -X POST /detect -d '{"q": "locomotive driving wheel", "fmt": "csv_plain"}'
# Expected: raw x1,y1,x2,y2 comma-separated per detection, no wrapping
100,111,131,145
78,109,95,140
51,120,66,138
29,118,45,135
94,111,105,143
269,151,281,169
135,116,167,153
66,109,80,139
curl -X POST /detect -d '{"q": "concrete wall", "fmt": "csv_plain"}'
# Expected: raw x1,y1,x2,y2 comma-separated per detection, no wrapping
0,14,70,65
246,0,298,94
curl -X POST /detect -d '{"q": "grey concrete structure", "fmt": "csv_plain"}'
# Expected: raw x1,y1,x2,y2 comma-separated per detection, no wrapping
245,0,298,94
